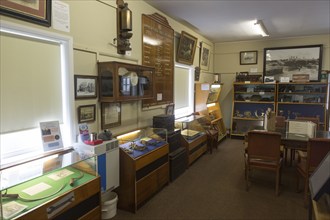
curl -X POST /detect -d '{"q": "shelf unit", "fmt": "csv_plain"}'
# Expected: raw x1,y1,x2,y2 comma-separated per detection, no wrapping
230,82,276,137
277,82,329,130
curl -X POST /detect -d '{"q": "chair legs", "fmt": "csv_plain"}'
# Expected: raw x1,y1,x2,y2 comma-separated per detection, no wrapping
296,171,309,207
275,167,281,196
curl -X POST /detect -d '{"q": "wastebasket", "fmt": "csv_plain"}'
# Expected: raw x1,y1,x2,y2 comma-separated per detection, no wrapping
101,191,118,219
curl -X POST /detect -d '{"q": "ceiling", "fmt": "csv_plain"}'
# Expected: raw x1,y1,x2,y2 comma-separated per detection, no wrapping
144,0,330,43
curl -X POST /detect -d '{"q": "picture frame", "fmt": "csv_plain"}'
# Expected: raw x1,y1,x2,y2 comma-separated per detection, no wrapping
263,44,323,82
78,105,96,123
176,31,198,65
200,42,211,71
240,51,258,65
165,104,175,115
101,102,121,129
0,0,51,27
74,75,97,100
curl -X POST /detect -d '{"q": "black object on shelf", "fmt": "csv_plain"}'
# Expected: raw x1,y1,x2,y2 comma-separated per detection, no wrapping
153,114,175,132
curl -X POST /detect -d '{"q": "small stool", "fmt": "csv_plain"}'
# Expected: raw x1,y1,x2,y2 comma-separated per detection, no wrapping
206,129,218,154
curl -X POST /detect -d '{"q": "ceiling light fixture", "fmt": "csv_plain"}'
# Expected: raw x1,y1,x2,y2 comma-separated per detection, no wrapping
254,20,269,37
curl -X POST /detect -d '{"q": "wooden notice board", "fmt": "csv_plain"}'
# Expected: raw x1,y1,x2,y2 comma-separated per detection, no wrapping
142,13,174,107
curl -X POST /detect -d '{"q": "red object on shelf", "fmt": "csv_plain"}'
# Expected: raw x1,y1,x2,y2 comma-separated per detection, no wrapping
83,139,103,145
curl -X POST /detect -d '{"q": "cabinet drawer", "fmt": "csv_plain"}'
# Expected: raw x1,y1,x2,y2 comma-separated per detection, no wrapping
188,134,207,151
136,163,169,206
189,143,207,165
135,144,169,170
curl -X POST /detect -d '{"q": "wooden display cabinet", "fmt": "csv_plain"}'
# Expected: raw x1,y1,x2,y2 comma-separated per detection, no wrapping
231,82,276,137
175,115,208,166
277,82,328,130
0,149,101,220
114,128,169,213
98,61,155,102
195,82,227,142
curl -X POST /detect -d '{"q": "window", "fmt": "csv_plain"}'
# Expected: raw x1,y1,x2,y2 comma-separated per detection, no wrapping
174,65,194,118
0,21,74,166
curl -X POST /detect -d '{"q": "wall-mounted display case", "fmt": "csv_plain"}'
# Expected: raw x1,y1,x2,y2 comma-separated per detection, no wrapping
114,128,169,213
98,61,155,102
0,149,100,220
175,115,208,166
231,82,276,137
277,82,328,130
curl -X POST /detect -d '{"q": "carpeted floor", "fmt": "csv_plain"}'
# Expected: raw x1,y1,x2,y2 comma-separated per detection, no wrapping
112,138,308,220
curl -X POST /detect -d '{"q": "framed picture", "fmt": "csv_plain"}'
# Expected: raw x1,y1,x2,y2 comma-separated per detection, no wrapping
263,45,323,82
176,31,198,65
165,104,175,115
101,102,121,129
240,51,258,65
78,105,96,123
74,75,97,100
200,42,211,71
0,0,51,27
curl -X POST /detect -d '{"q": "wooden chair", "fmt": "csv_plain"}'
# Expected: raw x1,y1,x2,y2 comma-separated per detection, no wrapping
245,130,283,195
296,138,330,206
275,116,286,128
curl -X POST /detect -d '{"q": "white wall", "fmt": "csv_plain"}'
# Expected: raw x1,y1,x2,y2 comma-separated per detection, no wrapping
0,0,214,137
214,34,330,129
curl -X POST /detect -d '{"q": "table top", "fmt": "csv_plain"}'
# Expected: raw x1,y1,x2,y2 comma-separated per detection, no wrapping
275,128,330,142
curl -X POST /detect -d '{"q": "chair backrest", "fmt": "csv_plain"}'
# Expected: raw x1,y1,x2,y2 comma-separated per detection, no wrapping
307,138,330,172
275,116,286,128
247,130,282,161
295,116,320,130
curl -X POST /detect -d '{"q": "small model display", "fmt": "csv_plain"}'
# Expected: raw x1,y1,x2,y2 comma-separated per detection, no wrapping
0,149,99,219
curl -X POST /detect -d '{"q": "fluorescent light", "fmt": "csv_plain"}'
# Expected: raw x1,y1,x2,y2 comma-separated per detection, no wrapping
254,20,269,37
207,103,216,108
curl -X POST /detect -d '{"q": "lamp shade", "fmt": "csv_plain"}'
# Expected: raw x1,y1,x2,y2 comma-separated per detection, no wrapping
119,3,132,31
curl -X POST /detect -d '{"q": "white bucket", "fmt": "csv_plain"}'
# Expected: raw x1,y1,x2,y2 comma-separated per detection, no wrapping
101,191,118,219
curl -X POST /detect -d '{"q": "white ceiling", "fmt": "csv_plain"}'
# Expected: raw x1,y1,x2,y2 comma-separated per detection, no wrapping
144,0,330,43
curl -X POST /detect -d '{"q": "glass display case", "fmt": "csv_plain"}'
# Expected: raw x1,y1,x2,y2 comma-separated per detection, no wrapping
175,115,208,166
277,82,328,130
98,61,155,102
114,128,169,213
116,127,167,158
0,149,100,220
231,82,276,137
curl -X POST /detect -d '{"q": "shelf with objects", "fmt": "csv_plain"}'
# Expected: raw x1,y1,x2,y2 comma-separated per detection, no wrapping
230,82,276,137
0,149,100,220
175,115,208,166
97,61,155,102
114,128,169,213
276,82,329,130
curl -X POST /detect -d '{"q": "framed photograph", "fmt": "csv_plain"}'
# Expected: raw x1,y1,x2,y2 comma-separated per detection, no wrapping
0,0,51,27
240,51,258,65
78,105,96,123
74,75,97,100
101,102,121,129
200,42,211,71
176,31,198,65
165,104,175,115
263,45,323,82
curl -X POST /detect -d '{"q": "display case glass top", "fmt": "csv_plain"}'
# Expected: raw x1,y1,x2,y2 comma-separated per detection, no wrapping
175,115,207,140
116,127,167,159
98,61,155,102
1,149,98,219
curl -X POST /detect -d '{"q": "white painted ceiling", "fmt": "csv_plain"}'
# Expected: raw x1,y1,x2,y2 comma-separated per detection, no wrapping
144,0,330,43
